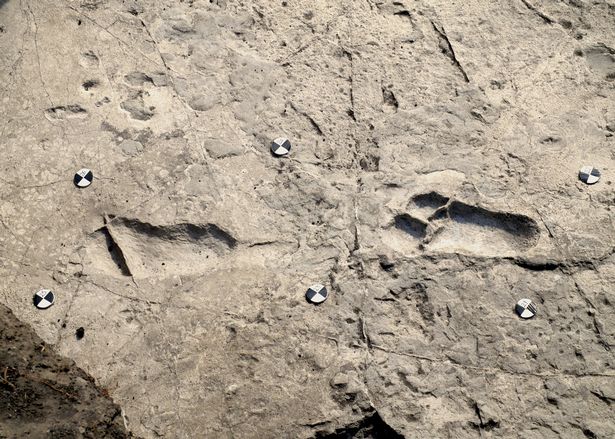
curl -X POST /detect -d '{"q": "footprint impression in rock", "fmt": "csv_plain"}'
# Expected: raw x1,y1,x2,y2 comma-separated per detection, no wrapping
390,192,540,257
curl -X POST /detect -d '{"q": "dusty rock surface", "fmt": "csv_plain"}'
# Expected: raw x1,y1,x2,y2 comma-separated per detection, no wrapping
1,0,615,438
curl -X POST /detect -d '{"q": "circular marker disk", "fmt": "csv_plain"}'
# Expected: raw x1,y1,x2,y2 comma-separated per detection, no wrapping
74,168,93,188
271,138,291,156
33,289,55,310
515,298,536,319
579,166,600,185
306,284,328,304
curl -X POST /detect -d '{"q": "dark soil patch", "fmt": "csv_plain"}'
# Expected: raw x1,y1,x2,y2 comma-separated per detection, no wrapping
0,304,135,438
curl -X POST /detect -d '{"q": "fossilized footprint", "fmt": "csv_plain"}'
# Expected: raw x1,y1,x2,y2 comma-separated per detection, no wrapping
81,216,236,280
389,192,540,257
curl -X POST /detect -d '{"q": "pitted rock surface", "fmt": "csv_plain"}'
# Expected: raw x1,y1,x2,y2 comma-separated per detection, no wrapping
1,0,614,438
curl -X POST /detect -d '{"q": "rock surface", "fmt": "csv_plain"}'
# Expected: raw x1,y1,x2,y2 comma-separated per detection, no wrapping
1,0,615,438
